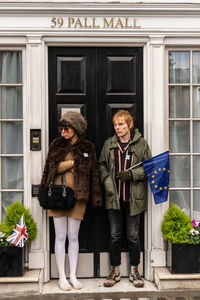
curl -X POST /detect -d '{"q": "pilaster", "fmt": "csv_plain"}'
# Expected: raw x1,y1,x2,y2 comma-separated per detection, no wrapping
148,35,167,268
26,35,49,282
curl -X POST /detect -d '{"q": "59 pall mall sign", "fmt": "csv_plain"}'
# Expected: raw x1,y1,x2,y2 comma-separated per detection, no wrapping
50,17,141,30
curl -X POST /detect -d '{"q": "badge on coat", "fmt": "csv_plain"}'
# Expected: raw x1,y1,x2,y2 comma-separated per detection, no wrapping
126,155,131,160
84,153,89,157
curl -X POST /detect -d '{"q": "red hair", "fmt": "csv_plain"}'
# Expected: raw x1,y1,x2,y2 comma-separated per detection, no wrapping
112,110,134,130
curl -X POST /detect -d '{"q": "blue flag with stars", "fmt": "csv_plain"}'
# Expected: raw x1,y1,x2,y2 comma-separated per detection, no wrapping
142,151,170,204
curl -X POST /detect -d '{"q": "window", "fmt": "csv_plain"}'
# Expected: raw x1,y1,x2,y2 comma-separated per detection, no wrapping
0,51,23,220
168,50,200,220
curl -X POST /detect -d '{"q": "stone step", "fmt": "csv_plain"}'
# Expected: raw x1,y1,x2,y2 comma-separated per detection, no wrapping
42,278,156,297
154,267,200,290
0,269,42,296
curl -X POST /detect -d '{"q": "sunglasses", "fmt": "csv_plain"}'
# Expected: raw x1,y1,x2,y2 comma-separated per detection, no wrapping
58,126,71,133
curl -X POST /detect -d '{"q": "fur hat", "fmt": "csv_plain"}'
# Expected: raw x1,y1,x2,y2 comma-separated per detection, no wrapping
60,111,87,135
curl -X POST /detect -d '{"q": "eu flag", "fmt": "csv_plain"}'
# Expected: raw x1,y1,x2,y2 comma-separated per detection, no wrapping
142,151,170,204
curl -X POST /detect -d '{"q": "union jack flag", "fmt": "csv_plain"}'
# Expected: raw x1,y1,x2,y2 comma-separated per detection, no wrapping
6,214,29,248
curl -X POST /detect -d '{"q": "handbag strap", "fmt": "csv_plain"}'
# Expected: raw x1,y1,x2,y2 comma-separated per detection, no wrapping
61,173,66,187
48,172,67,198
49,172,66,187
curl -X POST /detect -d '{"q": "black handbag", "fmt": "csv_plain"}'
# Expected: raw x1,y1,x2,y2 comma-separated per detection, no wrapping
38,173,75,210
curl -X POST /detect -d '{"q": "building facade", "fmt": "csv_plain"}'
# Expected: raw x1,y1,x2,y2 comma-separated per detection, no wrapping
0,0,199,283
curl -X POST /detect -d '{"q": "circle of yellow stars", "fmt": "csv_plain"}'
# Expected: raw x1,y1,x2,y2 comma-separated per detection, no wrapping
151,168,170,190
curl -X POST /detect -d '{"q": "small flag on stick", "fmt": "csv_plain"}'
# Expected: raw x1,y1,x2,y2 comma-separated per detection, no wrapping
126,151,170,204
6,214,28,247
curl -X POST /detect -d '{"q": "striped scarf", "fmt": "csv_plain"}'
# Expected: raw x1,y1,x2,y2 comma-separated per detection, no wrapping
114,141,134,202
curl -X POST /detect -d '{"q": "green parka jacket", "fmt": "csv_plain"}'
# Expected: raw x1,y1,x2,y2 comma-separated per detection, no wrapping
98,128,151,216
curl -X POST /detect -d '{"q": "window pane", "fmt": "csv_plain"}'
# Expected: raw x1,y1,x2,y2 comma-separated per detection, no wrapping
169,156,190,187
169,86,190,118
1,122,23,154
193,156,200,187
193,52,200,84
2,157,23,189
194,191,200,221
193,122,200,153
169,190,190,216
169,52,190,83
1,87,22,119
193,87,200,118
169,121,190,153
0,52,22,83
1,192,23,220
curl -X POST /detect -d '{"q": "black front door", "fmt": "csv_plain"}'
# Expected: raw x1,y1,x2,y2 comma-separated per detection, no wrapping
48,47,143,278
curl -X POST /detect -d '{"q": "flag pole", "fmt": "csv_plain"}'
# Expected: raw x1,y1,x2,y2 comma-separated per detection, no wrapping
126,161,143,171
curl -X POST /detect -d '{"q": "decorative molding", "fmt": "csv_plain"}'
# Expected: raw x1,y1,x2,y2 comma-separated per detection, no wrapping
27,35,42,44
1,2,200,15
150,35,164,46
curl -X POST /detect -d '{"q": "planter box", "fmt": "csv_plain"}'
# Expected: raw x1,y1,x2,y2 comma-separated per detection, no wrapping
167,243,200,274
0,245,24,277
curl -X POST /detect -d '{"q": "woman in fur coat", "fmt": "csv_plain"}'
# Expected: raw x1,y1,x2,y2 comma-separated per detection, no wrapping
39,111,102,291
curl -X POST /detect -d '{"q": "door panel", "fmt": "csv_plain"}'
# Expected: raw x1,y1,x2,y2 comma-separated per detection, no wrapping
49,48,96,143
48,47,143,278
57,56,86,94
95,47,143,154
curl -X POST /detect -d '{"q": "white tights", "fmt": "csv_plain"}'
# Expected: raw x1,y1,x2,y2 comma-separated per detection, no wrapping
53,216,83,289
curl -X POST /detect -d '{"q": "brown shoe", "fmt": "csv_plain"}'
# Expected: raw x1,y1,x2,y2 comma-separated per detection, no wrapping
103,266,121,287
129,266,144,288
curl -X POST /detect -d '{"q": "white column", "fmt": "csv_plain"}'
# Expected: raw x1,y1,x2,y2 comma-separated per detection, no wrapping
143,40,153,281
148,36,168,270
25,35,49,282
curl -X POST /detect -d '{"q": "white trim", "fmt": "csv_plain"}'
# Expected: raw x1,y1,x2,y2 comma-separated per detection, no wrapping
43,38,50,283
2,1,200,15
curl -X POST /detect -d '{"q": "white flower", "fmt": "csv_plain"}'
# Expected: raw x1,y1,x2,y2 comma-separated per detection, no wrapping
195,230,199,235
0,231,5,238
190,229,195,235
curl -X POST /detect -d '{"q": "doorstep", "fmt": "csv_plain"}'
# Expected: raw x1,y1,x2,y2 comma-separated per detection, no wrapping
154,267,200,290
0,270,157,297
42,277,157,296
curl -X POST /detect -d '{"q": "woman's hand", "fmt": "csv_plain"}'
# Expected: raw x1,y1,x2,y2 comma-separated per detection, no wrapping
56,160,74,174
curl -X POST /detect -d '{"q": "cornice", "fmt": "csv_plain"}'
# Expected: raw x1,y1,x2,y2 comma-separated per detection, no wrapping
0,2,200,15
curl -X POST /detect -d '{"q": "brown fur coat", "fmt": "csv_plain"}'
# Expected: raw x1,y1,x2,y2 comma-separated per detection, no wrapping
39,136,102,206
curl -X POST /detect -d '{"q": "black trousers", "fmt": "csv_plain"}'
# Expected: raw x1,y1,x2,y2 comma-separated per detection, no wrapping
108,201,140,267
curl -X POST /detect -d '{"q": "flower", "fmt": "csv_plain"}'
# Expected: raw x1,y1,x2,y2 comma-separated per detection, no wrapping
0,230,10,246
192,219,197,227
188,219,200,245
0,231,5,238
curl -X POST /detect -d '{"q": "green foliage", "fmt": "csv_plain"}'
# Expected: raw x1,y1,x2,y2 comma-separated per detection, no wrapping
0,201,37,244
161,203,193,243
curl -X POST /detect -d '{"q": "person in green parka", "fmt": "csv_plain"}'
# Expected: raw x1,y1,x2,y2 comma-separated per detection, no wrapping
99,110,151,288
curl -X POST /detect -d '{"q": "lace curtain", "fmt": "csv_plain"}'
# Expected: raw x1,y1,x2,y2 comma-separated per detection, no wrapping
169,51,200,220
0,52,23,219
